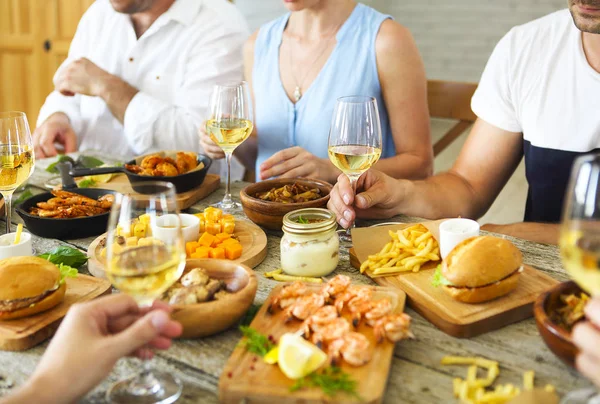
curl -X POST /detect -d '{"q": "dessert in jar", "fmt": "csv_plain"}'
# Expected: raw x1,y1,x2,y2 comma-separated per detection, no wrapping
280,208,339,277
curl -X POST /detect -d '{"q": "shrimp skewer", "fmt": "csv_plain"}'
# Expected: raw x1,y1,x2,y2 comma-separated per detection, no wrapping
267,281,308,313
322,275,351,302
309,317,351,348
301,306,339,339
373,313,414,343
328,332,372,367
284,292,326,322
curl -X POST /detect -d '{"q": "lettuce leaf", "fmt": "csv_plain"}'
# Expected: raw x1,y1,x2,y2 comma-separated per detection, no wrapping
39,246,88,268
58,263,78,285
431,265,453,287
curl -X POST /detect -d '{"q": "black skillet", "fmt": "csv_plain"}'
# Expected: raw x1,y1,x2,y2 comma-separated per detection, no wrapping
16,162,118,240
68,154,213,194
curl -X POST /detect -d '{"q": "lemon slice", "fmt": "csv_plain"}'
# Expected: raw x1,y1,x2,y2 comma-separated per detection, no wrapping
277,333,327,380
80,164,114,184
264,346,279,365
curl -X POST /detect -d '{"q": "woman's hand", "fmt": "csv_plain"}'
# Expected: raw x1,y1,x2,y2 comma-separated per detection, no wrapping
259,146,338,182
327,171,405,228
23,294,182,404
573,298,600,388
199,123,225,160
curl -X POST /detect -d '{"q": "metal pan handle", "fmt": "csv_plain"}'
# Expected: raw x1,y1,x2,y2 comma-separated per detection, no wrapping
69,166,123,177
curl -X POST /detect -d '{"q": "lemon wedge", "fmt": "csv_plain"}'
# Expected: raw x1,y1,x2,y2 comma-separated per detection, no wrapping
83,164,114,184
264,346,279,365
277,333,327,380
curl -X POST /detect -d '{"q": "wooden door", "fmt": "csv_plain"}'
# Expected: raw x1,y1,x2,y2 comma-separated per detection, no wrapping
0,0,93,129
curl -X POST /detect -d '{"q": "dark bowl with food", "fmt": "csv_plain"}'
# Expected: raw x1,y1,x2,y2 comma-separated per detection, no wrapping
534,280,588,368
69,152,212,194
240,178,333,230
16,188,118,239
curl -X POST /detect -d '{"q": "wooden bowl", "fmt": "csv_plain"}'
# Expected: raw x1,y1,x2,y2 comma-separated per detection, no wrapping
534,280,582,367
240,178,333,230
170,259,258,339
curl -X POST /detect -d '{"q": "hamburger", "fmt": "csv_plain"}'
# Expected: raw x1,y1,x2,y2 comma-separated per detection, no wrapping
432,236,523,303
0,256,70,320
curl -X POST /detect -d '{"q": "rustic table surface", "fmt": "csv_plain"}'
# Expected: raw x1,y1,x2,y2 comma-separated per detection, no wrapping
0,155,593,403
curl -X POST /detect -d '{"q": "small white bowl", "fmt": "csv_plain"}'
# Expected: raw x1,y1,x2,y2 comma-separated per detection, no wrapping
439,218,480,259
152,214,200,244
0,232,33,260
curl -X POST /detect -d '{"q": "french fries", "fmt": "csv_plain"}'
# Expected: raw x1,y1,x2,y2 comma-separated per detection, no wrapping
360,224,440,276
442,356,556,404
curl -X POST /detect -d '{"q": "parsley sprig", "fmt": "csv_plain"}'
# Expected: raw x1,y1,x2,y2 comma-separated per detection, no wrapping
290,367,360,398
239,326,275,357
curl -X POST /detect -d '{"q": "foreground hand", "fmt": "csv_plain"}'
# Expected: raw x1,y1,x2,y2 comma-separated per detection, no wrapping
259,146,338,181
29,294,182,403
327,170,404,228
33,113,77,158
56,58,111,97
199,123,225,160
573,298,600,388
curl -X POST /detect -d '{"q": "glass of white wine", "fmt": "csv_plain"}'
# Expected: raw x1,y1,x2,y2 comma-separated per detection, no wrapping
206,81,253,212
327,96,382,244
560,154,600,404
105,181,186,404
0,112,35,234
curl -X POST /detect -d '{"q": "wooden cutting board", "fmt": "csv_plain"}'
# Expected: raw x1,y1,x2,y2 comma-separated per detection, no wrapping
87,219,268,278
91,173,220,210
0,274,112,351
219,283,407,404
350,248,558,338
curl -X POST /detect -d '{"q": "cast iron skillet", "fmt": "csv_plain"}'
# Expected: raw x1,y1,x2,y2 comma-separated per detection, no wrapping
16,188,118,239
69,154,213,194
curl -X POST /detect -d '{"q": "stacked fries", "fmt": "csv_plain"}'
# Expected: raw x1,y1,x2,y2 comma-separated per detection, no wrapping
360,224,440,276
442,356,555,403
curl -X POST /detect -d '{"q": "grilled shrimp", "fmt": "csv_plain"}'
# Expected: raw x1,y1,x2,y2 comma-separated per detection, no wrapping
267,281,308,313
175,152,197,174
322,275,351,301
364,299,393,327
328,332,372,367
154,162,179,177
373,313,414,343
310,317,351,347
301,305,339,338
333,286,371,313
141,154,162,169
284,292,325,321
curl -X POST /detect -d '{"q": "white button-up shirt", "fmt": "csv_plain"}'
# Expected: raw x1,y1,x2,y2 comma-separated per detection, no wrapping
37,0,249,179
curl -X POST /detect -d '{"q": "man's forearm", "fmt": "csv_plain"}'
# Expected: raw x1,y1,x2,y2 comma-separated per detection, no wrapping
375,152,433,181
98,75,138,123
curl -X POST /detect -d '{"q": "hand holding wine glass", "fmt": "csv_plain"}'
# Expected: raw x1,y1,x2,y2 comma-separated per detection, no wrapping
0,112,35,234
327,96,382,244
104,181,186,404
205,82,253,212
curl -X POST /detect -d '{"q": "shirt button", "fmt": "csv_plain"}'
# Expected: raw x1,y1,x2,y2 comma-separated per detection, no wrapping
129,57,134,62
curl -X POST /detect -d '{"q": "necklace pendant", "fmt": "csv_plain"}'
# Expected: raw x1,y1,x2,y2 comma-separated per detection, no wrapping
293,86,302,102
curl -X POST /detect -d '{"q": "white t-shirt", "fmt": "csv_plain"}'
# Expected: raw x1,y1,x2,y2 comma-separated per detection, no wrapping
472,9,600,152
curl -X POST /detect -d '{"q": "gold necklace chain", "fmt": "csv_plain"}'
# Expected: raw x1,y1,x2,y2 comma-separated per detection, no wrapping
287,21,344,102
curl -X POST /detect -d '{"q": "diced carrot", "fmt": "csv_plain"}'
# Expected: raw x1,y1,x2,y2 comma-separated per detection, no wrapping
198,232,216,247
209,247,225,259
225,243,243,260
186,241,199,257
215,233,231,242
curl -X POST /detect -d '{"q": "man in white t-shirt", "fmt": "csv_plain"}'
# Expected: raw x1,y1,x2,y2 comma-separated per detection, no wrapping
34,0,248,180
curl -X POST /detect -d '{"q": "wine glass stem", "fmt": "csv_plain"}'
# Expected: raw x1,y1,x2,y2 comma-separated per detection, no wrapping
345,175,359,237
222,152,233,205
3,191,13,235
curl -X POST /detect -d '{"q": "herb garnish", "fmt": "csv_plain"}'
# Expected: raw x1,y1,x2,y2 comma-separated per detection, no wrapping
39,246,88,268
297,215,309,224
14,189,33,205
290,367,359,398
239,326,275,357
78,178,97,188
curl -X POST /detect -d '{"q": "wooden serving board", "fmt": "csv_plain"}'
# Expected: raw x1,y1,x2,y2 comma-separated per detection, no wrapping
0,274,112,351
87,219,268,278
219,283,407,404
350,248,559,338
91,173,220,210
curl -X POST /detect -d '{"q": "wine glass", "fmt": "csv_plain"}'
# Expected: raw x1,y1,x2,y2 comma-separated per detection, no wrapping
105,181,186,404
560,154,600,403
0,112,35,234
206,81,253,212
327,96,382,245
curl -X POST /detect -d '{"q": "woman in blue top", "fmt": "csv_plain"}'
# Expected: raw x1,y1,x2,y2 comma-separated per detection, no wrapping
200,0,432,184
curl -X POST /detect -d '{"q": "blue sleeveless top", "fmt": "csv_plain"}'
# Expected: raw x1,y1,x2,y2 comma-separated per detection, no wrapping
252,4,395,178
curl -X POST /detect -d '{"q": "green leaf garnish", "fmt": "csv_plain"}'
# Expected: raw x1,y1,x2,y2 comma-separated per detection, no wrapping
46,155,75,173
57,263,78,285
431,265,453,287
77,155,104,168
239,326,275,357
290,366,360,398
39,246,88,268
297,215,309,224
14,189,33,205
78,178,97,188
240,304,262,327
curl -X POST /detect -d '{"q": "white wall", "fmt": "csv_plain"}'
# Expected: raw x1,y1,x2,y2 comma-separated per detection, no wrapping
235,0,567,82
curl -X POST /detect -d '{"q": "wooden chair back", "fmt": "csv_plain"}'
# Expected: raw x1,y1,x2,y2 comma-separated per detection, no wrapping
427,80,478,156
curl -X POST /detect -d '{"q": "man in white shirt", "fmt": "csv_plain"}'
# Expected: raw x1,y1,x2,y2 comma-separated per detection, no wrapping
34,0,249,179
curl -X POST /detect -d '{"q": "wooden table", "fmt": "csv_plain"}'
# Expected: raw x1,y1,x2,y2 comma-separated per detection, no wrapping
0,159,593,403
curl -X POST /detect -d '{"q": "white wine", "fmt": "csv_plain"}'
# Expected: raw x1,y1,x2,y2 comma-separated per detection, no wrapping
560,230,600,295
0,145,34,192
107,244,185,305
328,145,381,177
206,118,253,154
